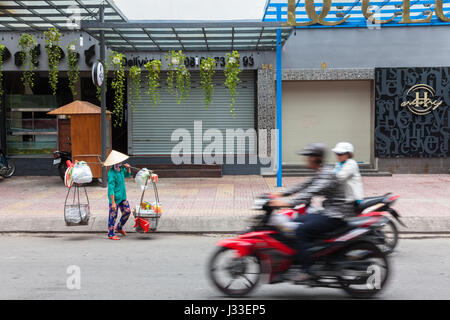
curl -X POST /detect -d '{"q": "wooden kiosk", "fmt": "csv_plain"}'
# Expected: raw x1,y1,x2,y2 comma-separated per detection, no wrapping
48,101,112,178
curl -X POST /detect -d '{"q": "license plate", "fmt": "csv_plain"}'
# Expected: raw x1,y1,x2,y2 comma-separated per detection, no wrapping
53,158,61,165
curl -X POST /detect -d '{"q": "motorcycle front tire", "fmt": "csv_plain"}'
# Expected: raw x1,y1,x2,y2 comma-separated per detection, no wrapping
2,160,15,178
208,246,262,297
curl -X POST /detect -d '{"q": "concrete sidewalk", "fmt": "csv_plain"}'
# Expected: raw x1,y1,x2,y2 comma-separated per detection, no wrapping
1,174,449,234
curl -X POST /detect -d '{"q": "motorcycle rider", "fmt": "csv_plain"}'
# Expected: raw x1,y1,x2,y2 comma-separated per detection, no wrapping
270,143,355,281
332,142,364,207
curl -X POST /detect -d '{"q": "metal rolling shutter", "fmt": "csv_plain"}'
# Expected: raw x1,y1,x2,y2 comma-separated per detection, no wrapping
282,80,372,165
128,70,256,155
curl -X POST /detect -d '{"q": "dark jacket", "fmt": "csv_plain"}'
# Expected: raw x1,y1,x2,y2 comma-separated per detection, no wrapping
283,165,355,219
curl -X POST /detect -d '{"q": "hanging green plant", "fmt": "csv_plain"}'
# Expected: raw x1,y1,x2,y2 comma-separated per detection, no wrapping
128,65,142,109
165,50,190,104
200,57,216,109
224,51,242,115
0,44,5,98
144,60,161,105
110,51,125,127
66,40,80,98
18,33,37,89
44,27,62,95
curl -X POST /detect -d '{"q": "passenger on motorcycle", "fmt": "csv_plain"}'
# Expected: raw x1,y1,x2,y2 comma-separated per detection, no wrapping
332,142,364,207
269,143,355,282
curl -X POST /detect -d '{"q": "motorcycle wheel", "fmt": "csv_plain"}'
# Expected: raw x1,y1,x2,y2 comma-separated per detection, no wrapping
3,160,15,178
58,162,68,181
380,220,399,255
339,242,389,299
208,246,261,297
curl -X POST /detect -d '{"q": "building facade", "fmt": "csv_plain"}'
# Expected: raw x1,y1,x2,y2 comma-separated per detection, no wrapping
1,0,449,176
263,0,450,174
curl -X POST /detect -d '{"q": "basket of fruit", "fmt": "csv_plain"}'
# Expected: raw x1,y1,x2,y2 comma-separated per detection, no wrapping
132,168,161,233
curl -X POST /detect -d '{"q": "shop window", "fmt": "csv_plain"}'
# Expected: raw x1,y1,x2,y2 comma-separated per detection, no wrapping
6,95,59,156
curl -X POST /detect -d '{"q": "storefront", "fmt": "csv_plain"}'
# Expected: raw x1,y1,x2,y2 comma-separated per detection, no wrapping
1,0,449,178
0,29,107,175
0,1,291,177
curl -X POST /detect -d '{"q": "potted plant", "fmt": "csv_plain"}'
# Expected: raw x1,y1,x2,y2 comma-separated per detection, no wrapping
110,51,125,127
200,57,216,108
44,27,62,95
18,33,37,89
224,51,242,115
165,50,190,104
144,60,161,105
129,65,142,109
66,40,80,98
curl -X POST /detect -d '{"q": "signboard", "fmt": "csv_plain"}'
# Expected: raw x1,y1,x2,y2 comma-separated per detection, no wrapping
375,67,450,157
91,60,104,87
264,0,450,28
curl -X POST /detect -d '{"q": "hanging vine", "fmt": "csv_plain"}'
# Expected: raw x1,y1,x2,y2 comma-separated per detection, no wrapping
200,57,216,109
110,51,125,127
224,51,242,115
144,60,161,105
44,27,62,95
0,44,5,98
165,50,190,104
18,33,37,89
66,40,80,98
128,65,142,110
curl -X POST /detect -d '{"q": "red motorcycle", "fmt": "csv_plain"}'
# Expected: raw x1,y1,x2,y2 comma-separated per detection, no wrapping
274,193,404,254
208,195,391,298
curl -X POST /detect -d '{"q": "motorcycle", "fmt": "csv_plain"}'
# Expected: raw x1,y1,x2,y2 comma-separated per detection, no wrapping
273,193,404,255
355,194,405,254
53,150,72,181
208,195,390,299
0,149,15,178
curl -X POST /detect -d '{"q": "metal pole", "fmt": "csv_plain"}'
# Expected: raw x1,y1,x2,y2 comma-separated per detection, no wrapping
276,9,283,188
0,93,6,153
100,5,107,188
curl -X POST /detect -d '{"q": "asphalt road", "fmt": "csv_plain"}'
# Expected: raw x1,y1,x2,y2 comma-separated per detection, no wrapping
0,233,450,300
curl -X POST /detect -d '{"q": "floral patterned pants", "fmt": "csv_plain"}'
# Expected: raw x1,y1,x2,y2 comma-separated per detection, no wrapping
108,200,131,237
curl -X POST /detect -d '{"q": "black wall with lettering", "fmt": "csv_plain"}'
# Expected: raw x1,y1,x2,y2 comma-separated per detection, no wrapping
375,67,450,158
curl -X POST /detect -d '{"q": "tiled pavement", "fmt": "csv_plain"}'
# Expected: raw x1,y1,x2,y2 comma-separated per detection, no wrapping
1,174,450,233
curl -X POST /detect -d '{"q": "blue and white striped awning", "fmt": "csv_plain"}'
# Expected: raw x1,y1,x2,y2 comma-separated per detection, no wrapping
263,0,450,28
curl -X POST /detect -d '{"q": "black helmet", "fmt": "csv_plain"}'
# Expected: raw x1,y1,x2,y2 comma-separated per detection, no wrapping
298,143,327,158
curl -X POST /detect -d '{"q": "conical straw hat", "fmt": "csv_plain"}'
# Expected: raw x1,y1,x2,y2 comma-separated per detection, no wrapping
103,150,129,167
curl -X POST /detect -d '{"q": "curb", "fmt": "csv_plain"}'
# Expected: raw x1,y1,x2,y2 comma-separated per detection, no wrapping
1,215,450,233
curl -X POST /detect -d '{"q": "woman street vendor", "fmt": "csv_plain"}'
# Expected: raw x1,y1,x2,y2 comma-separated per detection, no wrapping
103,150,133,240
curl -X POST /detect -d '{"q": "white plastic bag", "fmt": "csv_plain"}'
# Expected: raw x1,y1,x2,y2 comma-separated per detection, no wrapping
71,161,93,184
64,204,90,225
135,168,151,190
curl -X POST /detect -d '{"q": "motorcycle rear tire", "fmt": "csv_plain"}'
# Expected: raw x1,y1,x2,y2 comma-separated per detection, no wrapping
380,220,398,255
339,241,389,299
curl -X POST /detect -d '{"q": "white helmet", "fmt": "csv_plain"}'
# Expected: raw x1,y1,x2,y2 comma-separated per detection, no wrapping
332,142,354,154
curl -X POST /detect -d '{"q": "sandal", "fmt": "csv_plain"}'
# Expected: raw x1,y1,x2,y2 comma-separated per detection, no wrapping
114,227,127,236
